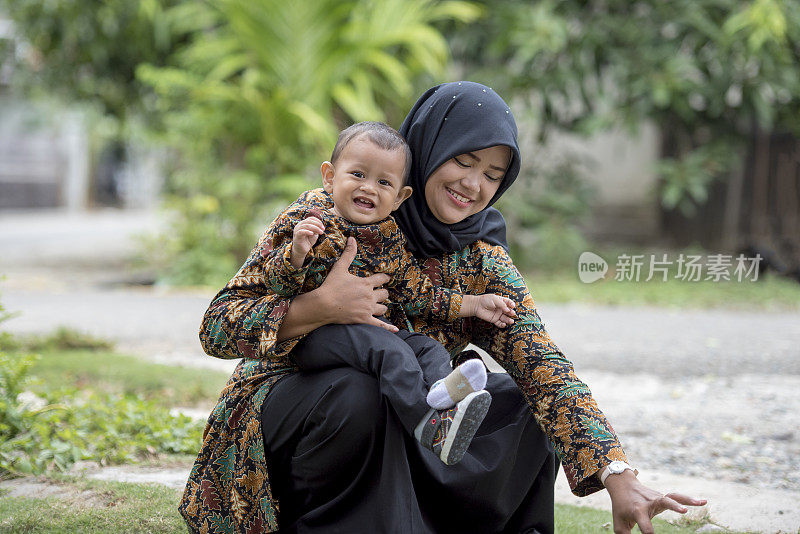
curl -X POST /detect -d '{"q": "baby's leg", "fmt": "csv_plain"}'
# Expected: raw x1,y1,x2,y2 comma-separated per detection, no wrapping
398,332,488,410
293,324,491,465
395,331,454,385
291,324,433,433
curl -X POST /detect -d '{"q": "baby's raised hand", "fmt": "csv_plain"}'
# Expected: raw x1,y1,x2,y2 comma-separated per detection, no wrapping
467,293,516,328
290,216,325,268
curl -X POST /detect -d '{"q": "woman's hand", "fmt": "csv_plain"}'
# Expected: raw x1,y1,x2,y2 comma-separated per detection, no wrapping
276,237,396,341
604,471,707,534
318,237,398,332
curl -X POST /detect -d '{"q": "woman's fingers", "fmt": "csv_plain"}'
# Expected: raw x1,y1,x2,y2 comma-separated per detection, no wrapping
373,286,389,303
331,237,358,274
634,512,655,534
665,493,707,507
655,493,706,515
369,315,399,332
366,272,391,289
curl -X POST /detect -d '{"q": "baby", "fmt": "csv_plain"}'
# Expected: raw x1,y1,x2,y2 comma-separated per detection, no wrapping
259,121,516,465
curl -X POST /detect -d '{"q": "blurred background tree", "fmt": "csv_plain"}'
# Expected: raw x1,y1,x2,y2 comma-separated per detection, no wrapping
1,0,180,122
2,0,480,285
135,0,480,284
4,0,799,283
446,0,800,215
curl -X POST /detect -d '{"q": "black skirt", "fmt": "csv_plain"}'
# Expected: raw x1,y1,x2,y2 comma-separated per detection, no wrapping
261,363,557,534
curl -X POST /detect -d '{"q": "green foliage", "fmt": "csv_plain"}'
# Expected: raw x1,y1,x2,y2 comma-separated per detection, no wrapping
0,288,17,353
496,152,594,271
656,142,734,215
0,354,202,479
134,0,479,286
25,349,229,407
0,295,206,479
448,0,800,213
2,0,484,285
0,0,182,122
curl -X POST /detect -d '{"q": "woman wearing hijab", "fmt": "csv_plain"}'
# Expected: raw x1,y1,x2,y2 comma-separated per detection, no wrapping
181,82,705,533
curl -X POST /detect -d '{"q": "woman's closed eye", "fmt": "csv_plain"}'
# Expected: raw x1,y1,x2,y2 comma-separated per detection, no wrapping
455,157,502,182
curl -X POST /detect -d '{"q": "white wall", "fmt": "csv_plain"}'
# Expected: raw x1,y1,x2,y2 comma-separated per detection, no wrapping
543,123,661,241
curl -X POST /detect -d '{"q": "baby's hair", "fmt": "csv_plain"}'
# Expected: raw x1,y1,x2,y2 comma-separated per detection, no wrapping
331,121,412,184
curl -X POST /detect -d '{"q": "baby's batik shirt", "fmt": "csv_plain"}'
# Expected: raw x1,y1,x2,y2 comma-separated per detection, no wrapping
255,189,463,325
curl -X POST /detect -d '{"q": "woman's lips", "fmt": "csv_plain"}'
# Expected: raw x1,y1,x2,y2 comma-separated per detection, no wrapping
445,187,473,207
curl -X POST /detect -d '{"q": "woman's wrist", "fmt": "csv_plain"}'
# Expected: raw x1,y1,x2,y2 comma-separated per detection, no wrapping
601,467,639,494
275,287,333,342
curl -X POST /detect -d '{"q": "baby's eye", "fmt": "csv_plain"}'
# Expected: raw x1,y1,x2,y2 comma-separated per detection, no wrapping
352,171,364,178
378,179,391,186
454,157,470,168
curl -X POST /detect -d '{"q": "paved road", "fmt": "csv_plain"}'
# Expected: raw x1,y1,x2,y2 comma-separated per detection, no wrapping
3,281,798,377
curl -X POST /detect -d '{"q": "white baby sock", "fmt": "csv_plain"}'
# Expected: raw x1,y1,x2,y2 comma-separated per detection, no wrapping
426,359,488,410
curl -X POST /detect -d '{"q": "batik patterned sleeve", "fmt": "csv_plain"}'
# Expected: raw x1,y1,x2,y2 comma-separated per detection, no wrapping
470,242,627,497
391,234,463,323
198,195,319,361
259,208,315,298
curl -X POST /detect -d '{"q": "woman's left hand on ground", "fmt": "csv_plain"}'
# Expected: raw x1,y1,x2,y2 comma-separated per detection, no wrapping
604,470,707,534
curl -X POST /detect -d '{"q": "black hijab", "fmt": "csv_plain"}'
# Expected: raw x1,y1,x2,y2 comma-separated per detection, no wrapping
395,81,521,258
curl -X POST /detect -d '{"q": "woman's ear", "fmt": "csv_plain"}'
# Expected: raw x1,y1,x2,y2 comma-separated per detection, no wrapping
393,186,413,210
321,161,335,193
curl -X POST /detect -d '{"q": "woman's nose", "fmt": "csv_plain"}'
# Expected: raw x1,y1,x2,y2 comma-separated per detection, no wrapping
460,171,480,192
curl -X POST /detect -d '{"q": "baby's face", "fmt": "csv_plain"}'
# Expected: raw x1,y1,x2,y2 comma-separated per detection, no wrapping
322,136,412,224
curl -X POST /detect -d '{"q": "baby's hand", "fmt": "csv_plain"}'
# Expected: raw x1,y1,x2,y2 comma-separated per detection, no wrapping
469,293,516,328
290,216,325,268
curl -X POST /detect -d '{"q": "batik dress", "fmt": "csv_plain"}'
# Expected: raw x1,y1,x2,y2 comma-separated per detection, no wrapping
179,188,627,533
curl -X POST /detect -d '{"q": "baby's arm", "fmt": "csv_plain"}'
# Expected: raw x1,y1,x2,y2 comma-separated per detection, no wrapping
459,293,516,328
290,216,325,268
394,240,515,327
261,209,320,297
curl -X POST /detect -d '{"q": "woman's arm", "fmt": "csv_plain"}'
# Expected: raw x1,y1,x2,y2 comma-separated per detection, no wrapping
470,243,706,532
201,233,394,360
467,244,627,495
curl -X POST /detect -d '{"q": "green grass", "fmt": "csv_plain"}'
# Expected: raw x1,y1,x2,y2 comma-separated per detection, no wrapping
0,477,736,533
554,503,739,533
526,271,800,311
24,349,230,407
0,477,186,533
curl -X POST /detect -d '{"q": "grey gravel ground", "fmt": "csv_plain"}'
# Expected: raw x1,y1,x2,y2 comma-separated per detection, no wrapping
537,302,800,494
2,209,800,532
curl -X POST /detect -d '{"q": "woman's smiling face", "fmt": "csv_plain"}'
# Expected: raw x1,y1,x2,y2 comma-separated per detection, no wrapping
424,145,512,224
